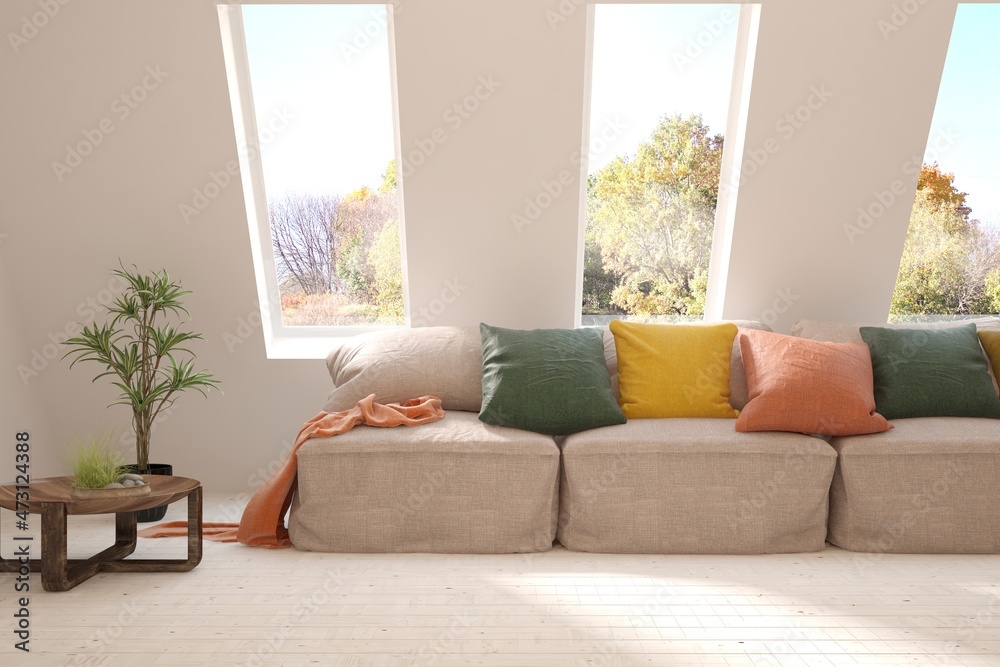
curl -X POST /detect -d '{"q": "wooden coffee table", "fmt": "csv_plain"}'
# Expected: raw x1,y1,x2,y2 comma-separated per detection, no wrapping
0,475,202,591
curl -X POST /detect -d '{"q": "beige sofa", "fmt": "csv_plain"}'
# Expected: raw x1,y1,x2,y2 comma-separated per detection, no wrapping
794,318,1000,554
289,326,559,554
289,322,837,555
556,321,837,554
289,319,1000,555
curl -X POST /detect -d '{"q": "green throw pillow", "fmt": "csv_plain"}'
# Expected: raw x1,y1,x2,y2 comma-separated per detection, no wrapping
859,324,1000,420
479,323,626,435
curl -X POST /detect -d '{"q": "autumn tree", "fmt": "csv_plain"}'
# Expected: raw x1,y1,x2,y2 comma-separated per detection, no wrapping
335,167,402,310
270,193,338,295
917,163,971,221
891,165,1000,316
368,163,405,319
585,114,723,316
271,160,404,324
369,218,404,319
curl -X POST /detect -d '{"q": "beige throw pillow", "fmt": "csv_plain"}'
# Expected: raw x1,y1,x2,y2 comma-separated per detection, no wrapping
323,326,483,412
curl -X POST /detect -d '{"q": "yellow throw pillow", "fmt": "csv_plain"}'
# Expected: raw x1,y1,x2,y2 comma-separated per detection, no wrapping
610,320,739,419
979,330,1000,379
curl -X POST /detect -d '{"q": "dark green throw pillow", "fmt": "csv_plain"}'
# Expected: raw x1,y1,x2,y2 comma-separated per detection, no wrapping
479,323,626,435
859,324,1000,420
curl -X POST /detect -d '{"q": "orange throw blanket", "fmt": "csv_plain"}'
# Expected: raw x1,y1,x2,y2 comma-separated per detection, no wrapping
137,394,445,549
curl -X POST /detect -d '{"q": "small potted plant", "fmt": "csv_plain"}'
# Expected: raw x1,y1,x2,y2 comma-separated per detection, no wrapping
63,263,220,520
68,434,150,500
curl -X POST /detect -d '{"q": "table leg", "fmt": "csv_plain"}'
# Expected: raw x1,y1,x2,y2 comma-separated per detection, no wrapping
41,502,102,592
103,487,203,573
116,510,139,557
1,508,136,573
188,485,203,568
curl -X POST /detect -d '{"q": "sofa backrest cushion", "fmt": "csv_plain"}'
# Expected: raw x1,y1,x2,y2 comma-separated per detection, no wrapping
601,320,770,411
791,317,1000,343
323,326,483,412
792,317,1000,396
324,320,773,414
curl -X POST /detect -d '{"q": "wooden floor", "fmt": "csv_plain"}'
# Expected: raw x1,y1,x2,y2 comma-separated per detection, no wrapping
2,494,999,666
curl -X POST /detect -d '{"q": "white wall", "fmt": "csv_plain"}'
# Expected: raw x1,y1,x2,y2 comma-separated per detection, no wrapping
0,0,333,488
0,0,971,489
716,0,959,329
0,258,53,469
395,0,589,329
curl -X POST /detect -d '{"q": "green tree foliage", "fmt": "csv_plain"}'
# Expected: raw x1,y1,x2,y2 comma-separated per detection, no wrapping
369,218,404,319
891,164,1000,316
581,235,623,314
584,114,723,316
583,119,998,320
380,160,397,195
336,233,374,303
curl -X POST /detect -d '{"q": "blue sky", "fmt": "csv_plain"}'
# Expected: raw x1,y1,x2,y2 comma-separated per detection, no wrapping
588,4,738,174
242,4,395,197
242,3,998,225
926,3,1000,226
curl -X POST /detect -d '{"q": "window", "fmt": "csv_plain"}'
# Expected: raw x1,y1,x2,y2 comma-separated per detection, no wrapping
581,4,742,325
220,4,403,356
889,4,1000,321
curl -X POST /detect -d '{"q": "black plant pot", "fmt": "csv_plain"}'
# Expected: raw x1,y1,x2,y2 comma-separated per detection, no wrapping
125,463,173,522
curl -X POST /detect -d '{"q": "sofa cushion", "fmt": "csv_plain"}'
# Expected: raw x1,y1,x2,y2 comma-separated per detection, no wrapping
829,417,1000,553
979,330,1000,376
860,324,1000,420
609,321,739,419
290,411,560,553
323,326,483,412
737,329,890,435
558,419,837,554
323,320,770,415
793,317,1000,397
600,320,769,411
478,324,625,435
791,316,1000,344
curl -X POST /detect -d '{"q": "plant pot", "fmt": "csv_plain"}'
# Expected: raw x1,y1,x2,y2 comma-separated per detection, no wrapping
70,483,151,500
125,463,173,522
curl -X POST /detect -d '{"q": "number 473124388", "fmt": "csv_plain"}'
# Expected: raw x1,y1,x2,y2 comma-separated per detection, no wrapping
14,431,29,524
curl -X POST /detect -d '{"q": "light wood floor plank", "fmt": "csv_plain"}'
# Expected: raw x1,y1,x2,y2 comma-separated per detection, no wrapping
1,492,998,665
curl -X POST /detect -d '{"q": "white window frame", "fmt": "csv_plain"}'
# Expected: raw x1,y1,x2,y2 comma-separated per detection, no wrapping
218,3,408,359
705,4,761,321
573,3,761,326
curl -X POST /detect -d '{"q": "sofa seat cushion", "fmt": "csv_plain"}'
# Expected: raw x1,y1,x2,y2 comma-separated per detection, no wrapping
558,419,837,554
289,411,560,553
829,417,1000,553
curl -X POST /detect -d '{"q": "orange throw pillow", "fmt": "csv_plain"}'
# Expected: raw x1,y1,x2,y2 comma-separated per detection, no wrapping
736,329,890,436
